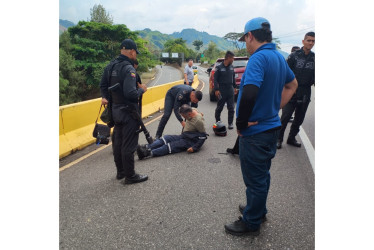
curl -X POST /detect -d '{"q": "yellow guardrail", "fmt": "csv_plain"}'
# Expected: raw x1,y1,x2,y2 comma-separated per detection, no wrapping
59,75,199,159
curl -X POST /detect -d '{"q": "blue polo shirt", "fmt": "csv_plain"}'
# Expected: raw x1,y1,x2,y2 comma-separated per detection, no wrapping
236,43,295,136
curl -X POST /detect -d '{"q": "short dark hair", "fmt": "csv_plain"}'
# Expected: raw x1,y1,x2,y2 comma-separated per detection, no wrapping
225,51,235,59
188,59,193,62
250,22,272,43
291,46,300,53
134,59,139,65
194,90,203,101
179,104,193,114
304,31,315,39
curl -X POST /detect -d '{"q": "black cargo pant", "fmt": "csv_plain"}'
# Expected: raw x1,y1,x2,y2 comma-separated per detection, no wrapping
113,114,139,177
278,99,310,142
155,92,175,138
215,91,235,125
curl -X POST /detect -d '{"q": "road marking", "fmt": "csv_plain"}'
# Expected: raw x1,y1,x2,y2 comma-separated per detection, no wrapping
299,126,315,174
60,114,164,172
59,144,112,172
152,66,163,86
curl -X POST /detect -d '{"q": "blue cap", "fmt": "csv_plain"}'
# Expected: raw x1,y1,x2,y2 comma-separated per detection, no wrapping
239,17,271,41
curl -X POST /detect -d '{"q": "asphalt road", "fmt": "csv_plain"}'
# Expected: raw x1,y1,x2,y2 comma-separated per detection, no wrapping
60,66,315,249
147,65,183,87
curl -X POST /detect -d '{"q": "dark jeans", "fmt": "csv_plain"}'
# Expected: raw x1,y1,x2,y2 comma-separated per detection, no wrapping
239,129,279,230
149,135,190,157
156,93,175,137
112,117,139,177
215,92,235,124
279,100,310,141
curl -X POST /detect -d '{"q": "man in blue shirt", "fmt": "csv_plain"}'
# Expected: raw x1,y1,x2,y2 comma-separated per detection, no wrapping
224,17,298,236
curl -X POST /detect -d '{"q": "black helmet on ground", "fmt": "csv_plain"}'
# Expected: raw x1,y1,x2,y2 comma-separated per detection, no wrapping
213,121,227,136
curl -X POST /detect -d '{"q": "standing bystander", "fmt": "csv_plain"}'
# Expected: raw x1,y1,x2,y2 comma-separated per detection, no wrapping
224,17,298,236
277,32,315,149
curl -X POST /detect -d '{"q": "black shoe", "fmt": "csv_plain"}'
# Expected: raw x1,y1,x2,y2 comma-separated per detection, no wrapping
238,204,267,222
226,148,239,155
124,173,148,184
228,124,234,130
224,216,260,236
137,145,151,160
116,172,126,180
276,140,282,149
287,137,301,147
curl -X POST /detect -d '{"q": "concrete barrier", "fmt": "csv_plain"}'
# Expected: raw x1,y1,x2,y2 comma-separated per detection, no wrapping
59,75,199,159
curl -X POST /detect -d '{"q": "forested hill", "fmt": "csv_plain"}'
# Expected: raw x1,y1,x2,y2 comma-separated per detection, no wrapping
137,28,235,51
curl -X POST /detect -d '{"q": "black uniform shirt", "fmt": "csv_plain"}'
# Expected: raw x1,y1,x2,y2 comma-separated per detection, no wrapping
213,62,236,92
168,85,194,122
287,48,315,100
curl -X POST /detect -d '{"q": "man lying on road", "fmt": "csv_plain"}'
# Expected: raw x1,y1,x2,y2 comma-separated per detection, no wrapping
137,104,207,159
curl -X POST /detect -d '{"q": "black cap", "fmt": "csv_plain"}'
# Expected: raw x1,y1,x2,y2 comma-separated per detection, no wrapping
120,39,140,54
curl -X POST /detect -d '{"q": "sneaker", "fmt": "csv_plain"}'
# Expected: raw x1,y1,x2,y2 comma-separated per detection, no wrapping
228,124,234,130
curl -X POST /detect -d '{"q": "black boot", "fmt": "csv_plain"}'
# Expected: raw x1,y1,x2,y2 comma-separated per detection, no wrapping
124,173,148,184
287,137,301,147
224,216,260,236
137,145,151,160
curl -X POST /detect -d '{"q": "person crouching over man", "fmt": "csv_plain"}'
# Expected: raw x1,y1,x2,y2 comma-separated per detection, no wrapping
137,104,207,159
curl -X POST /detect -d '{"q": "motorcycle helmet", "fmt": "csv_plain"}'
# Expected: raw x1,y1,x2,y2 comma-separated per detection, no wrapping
213,121,227,136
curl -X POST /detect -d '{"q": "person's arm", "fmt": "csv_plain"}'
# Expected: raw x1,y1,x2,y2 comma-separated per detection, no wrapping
173,94,184,124
214,66,220,91
287,52,296,71
184,66,188,83
188,132,208,152
123,68,147,102
236,84,260,131
280,78,298,108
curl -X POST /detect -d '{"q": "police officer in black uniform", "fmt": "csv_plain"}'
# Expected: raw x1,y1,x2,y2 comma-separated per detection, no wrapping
277,32,315,149
100,39,148,184
155,85,203,139
133,59,143,117
214,51,238,129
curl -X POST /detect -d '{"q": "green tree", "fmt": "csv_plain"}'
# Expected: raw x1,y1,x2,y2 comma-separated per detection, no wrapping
202,41,223,64
192,40,203,51
59,21,158,104
90,4,113,24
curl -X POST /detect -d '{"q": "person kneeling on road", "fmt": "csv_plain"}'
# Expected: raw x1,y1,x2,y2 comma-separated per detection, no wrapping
137,104,207,159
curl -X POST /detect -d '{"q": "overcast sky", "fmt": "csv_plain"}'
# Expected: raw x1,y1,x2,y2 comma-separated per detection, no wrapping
60,0,315,52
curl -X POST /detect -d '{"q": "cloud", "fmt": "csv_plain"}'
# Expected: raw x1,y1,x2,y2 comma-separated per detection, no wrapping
59,0,315,45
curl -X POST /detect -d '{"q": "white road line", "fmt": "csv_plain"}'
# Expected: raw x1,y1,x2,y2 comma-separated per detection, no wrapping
152,66,163,86
299,126,315,174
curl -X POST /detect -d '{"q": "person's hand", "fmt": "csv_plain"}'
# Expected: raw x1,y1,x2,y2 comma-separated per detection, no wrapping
187,147,194,153
234,88,239,95
237,121,259,137
138,83,147,92
215,90,220,98
181,121,186,127
101,98,108,105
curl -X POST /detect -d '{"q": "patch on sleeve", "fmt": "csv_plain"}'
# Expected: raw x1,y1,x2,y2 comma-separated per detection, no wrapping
178,94,183,101
130,72,136,78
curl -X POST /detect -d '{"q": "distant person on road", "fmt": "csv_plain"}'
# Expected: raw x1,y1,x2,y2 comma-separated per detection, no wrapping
155,85,203,139
214,50,238,130
137,104,207,159
277,32,315,149
99,39,148,185
224,17,297,237
184,59,194,86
